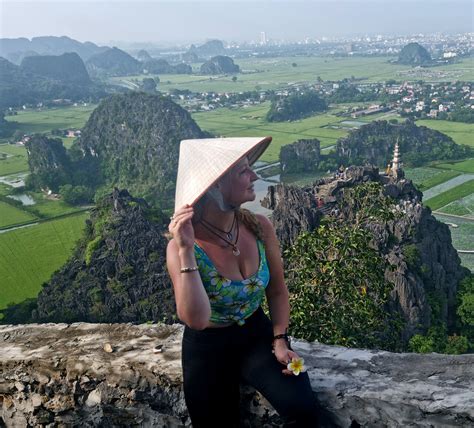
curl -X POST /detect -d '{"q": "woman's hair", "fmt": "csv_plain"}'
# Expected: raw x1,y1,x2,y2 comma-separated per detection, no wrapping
237,208,264,241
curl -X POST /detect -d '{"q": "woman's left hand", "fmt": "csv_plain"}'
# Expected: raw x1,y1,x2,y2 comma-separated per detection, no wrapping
273,340,301,376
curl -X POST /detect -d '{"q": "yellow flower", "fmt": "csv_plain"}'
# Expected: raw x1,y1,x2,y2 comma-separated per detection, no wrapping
287,357,306,376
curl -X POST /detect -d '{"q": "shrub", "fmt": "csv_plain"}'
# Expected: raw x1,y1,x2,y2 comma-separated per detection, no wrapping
285,222,400,350
409,334,434,353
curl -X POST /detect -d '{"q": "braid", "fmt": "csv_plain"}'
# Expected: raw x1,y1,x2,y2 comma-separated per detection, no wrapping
237,208,264,241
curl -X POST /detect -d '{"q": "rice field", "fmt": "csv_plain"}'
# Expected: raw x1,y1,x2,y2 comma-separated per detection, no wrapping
422,174,474,201
404,167,462,191
0,212,89,310
192,102,348,162
434,214,474,272
113,56,474,93
424,179,474,211
0,201,36,228
416,120,474,148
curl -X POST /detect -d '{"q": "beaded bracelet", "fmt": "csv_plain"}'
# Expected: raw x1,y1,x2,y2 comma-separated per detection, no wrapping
180,266,199,273
272,331,291,352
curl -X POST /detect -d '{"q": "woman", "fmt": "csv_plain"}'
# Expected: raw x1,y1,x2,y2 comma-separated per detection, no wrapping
167,137,319,427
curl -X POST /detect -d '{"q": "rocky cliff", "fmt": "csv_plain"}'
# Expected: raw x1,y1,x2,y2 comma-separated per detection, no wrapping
76,92,208,207
398,42,432,66
33,189,176,324
20,52,91,84
1,323,473,427
280,138,321,174
200,55,240,74
263,166,468,342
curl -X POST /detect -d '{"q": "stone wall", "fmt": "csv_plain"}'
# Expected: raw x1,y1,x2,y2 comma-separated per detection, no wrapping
1,323,473,427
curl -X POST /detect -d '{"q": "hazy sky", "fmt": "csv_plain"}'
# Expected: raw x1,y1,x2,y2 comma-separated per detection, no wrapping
1,1,472,45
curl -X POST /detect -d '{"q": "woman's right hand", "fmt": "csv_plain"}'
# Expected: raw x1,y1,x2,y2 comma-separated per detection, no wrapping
169,205,195,250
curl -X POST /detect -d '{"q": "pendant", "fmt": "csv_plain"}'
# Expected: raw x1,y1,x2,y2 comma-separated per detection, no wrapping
232,246,240,256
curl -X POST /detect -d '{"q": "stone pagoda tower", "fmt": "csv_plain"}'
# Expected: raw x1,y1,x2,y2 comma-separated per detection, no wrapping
390,140,404,179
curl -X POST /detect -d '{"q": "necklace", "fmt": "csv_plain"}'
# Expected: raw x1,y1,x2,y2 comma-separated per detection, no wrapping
201,214,236,240
200,217,240,256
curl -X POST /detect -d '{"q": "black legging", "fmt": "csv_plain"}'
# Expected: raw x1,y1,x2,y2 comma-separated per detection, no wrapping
182,307,320,427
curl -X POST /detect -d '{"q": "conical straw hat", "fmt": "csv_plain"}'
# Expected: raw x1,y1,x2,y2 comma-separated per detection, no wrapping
174,136,272,212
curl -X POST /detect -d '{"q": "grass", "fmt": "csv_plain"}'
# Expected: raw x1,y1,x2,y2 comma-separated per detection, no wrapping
24,192,86,218
434,214,474,272
416,120,474,148
434,158,474,174
436,192,474,217
0,212,89,310
4,104,97,135
0,144,29,175
0,201,36,228
192,102,347,162
425,179,474,211
404,167,462,191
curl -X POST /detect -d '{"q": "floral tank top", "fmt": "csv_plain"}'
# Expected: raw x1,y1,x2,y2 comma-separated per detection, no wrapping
194,239,270,326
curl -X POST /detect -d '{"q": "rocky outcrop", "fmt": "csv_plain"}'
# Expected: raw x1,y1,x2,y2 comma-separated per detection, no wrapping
398,42,432,66
77,92,208,207
280,139,321,174
86,47,142,77
143,59,192,74
32,189,176,324
336,120,473,168
20,52,91,84
200,55,240,74
263,166,468,341
1,323,473,427
25,135,71,192
188,40,226,58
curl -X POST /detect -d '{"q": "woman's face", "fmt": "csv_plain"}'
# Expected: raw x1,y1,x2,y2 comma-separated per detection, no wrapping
217,157,258,207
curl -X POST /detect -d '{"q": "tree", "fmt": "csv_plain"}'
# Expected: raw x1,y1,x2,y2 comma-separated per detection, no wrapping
231,76,237,82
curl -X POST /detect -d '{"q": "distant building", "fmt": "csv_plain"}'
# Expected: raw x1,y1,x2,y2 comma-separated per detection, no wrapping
260,32,267,45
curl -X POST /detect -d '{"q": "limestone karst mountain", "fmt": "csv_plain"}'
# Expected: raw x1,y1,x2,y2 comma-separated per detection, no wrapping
33,189,176,323
21,52,91,84
200,55,240,74
398,42,432,66
336,120,473,167
263,166,469,344
75,92,208,207
86,47,142,76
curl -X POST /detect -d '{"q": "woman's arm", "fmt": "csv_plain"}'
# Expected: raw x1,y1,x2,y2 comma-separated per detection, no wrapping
166,205,211,330
167,241,211,330
257,214,299,372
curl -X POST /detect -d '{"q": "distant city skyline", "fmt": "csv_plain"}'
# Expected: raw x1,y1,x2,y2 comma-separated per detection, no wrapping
1,1,472,46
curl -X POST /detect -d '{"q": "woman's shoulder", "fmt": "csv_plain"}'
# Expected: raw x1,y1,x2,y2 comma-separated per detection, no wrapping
253,213,278,245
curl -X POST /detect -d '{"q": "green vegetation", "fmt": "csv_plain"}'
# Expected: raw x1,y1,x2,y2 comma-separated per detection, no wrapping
425,179,474,211
266,91,327,122
336,120,473,168
408,281,472,355
0,200,36,228
192,102,346,162
285,182,401,350
2,104,96,138
0,212,88,310
0,144,29,175
404,167,461,191
436,193,474,217
416,120,474,148
112,56,474,93
434,158,474,174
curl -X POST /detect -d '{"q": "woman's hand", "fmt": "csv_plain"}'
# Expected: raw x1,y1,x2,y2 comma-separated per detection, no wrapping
273,340,301,376
169,205,195,250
